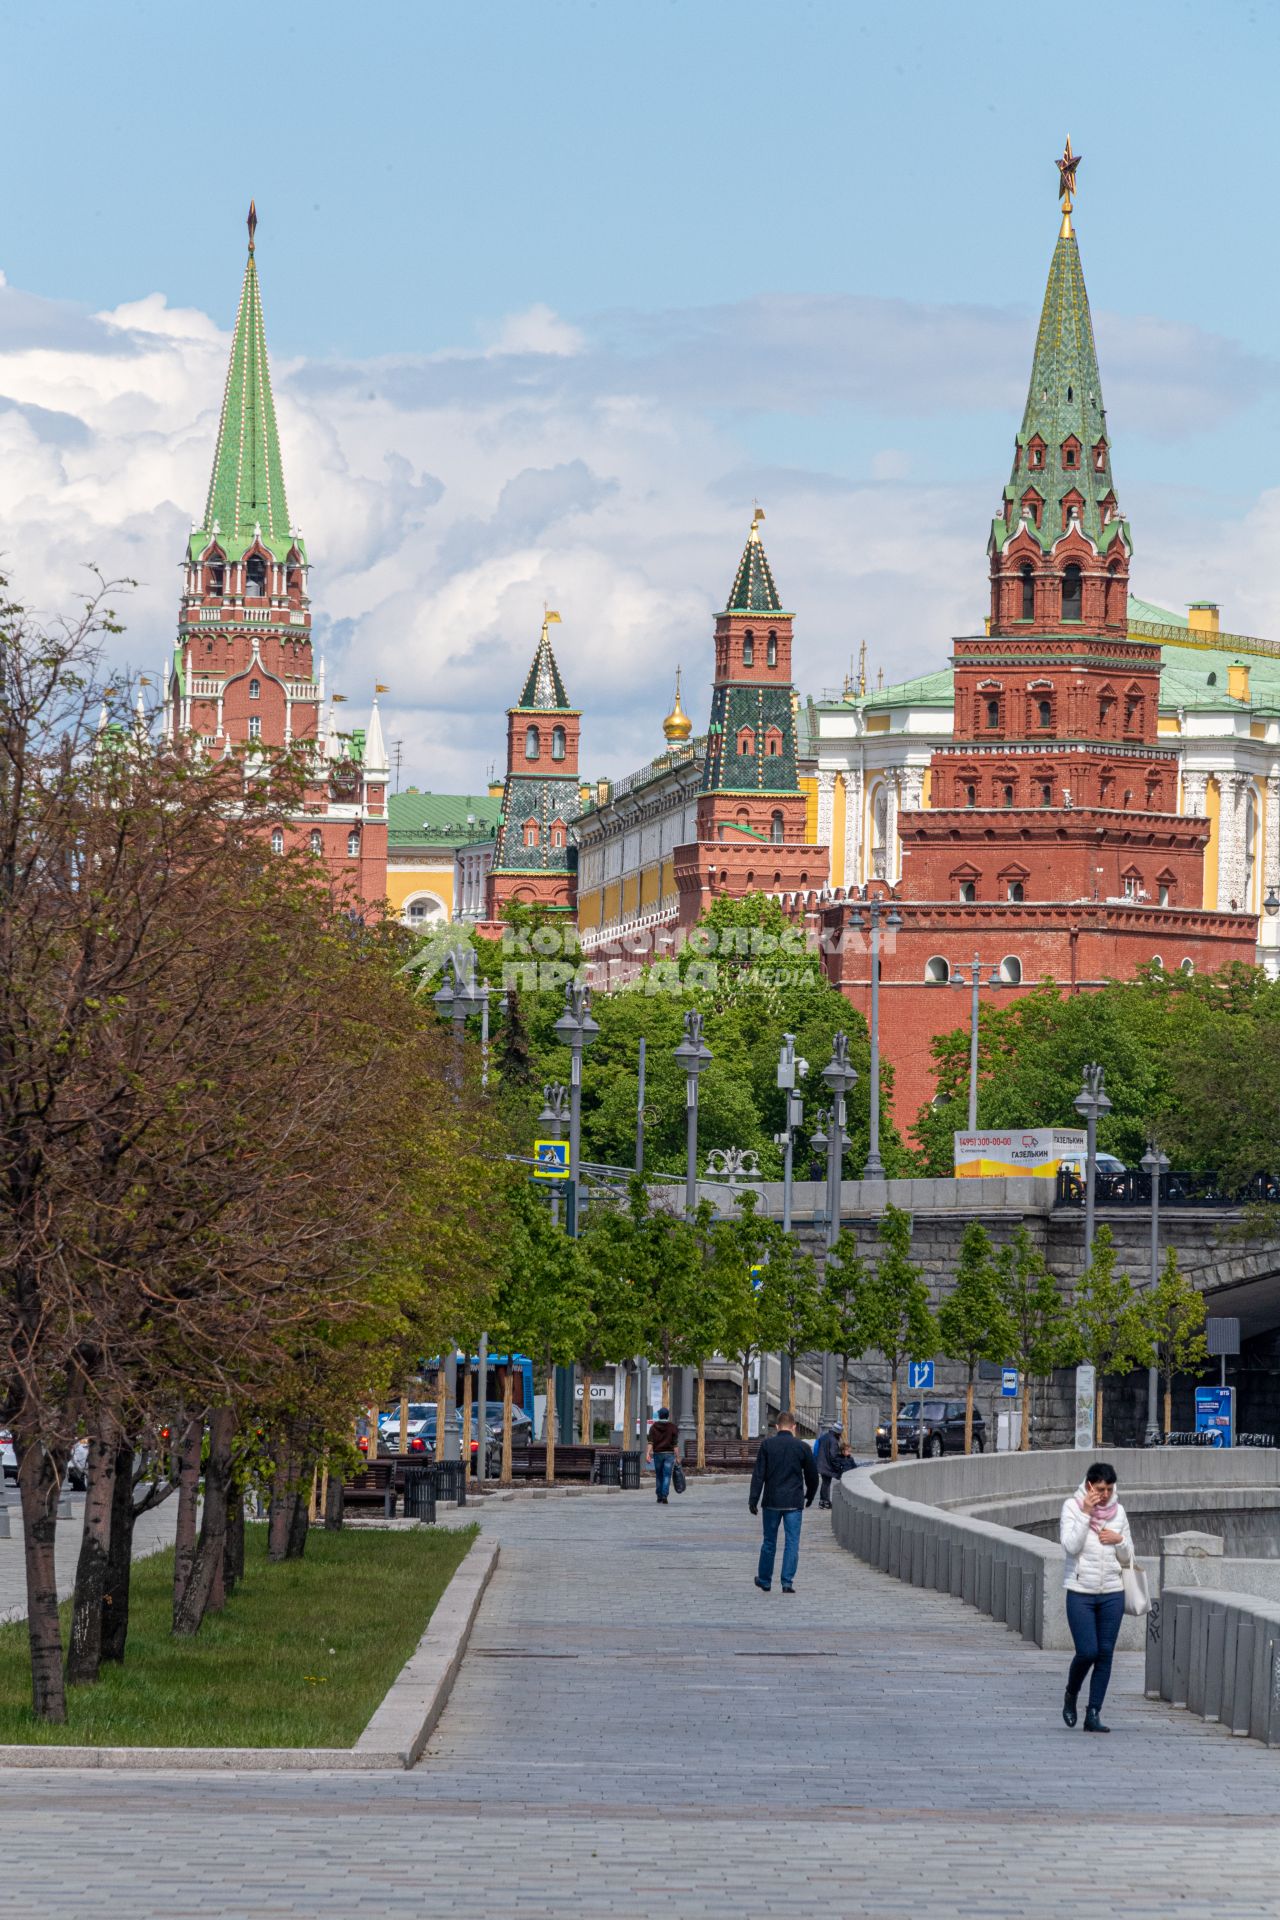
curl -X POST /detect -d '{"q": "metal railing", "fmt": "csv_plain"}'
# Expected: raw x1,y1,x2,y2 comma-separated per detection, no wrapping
1055,1167,1280,1210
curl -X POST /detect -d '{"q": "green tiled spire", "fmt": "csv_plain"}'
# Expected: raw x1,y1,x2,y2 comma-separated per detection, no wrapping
190,205,300,565
517,613,570,710
726,510,787,613
992,192,1130,560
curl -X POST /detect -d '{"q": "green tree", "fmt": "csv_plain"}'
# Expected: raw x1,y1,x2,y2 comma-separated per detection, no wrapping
1067,1226,1155,1446
822,1228,868,1438
857,1206,935,1459
937,1222,1014,1454
706,1197,776,1440
496,1185,593,1483
1147,1248,1208,1440
756,1233,826,1424
997,1227,1069,1451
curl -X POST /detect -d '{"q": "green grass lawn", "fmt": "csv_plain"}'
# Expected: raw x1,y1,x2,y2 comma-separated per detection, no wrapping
0,1521,475,1747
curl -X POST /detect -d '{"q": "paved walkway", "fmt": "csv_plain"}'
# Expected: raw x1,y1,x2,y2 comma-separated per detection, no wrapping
1,1479,1279,1917
0,1486,177,1622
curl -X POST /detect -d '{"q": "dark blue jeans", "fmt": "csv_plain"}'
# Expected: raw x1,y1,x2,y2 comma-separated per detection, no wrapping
757,1507,803,1587
653,1452,675,1500
1066,1589,1125,1711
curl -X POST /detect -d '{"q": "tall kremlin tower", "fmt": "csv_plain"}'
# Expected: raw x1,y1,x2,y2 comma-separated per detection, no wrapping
162,205,388,909
485,612,583,924
821,144,1257,1124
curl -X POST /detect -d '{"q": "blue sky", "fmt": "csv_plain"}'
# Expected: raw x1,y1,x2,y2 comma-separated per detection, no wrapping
2,0,1277,788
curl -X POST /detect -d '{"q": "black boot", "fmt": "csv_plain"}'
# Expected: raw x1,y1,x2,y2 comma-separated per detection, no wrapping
1083,1705,1110,1734
1062,1688,1078,1729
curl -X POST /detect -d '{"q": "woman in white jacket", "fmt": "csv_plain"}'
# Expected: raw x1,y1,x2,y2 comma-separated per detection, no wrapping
1059,1460,1133,1733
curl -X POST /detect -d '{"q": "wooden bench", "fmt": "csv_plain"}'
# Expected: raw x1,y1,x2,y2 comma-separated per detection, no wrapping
508,1443,601,1482
343,1463,397,1516
683,1435,762,1473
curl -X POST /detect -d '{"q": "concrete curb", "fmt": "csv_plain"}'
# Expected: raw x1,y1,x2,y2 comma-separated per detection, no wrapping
0,1533,499,1773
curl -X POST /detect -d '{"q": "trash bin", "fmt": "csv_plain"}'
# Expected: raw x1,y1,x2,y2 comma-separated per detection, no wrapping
594,1451,621,1486
402,1466,437,1524
433,1459,467,1507
619,1450,641,1491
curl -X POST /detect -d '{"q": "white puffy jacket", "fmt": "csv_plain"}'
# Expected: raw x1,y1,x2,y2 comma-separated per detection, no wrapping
1059,1485,1133,1593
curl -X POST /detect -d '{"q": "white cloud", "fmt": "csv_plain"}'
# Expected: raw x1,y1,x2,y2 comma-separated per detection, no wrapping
0,271,1273,790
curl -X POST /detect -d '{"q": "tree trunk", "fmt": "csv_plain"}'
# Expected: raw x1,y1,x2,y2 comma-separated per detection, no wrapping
501,1365,514,1488
840,1357,849,1441
398,1385,409,1458
461,1355,473,1478
1095,1379,1105,1448
739,1360,750,1442
435,1358,448,1468
67,1421,119,1685
171,1412,203,1621
696,1367,706,1473
267,1439,292,1561
1163,1382,1172,1441
787,1353,797,1417
172,1407,234,1637
623,1367,635,1450
223,1476,245,1596
964,1371,975,1456
545,1353,557,1486
580,1368,591,1444
889,1371,899,1462
16,1440,66,1722
1020,1378,1032,1451
324,1466,344,1530
100,1445,136,1665
286,1485,309,1560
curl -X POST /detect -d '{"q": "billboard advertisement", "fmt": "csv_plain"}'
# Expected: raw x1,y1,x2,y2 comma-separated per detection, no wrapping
954,1128,1086,1179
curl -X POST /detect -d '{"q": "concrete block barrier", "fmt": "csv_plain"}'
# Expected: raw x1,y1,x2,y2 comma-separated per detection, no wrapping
1147,1587,1280,1749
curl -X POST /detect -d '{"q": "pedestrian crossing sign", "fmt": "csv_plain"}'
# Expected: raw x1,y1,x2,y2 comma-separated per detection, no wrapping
533,1139,569,1181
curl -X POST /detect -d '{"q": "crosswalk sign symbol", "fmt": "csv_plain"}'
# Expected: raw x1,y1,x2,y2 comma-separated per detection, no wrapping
533,1139,569,1181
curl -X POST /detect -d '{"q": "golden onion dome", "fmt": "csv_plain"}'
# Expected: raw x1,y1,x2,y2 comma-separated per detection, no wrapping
663,666,693,743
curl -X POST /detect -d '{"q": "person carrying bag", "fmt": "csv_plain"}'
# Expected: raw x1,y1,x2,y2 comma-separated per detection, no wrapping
1059,1460,1139,1734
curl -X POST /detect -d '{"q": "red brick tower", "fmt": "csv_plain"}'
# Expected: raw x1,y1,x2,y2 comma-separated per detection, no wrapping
675,511,827,922
162,205,388,909
484,612,582,926
821,148,1257,1126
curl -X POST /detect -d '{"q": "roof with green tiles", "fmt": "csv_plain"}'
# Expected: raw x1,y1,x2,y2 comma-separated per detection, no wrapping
991,213,1130,562
726,517,790,614
387,791,500,848
816,597,1280,720
516,624,572,711
190,223,299,566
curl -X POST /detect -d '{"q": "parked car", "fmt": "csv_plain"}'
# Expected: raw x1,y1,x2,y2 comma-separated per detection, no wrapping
1,1430,15,1483
480,1400,534,1443
875,1398,987,1459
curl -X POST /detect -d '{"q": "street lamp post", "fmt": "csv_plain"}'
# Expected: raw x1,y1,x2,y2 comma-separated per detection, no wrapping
1072,1062,1113,1450
1141,1139,1170,1442
950,954,1003,1131
672,1010,712,1439
538,1082,570,1230
847,897,901,1179
819,1033,858,1424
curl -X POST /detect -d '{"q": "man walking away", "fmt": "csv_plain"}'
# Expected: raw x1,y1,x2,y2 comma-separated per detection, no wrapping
815,1421,855,1510
646,1406,680,1504
749,1411,819,1592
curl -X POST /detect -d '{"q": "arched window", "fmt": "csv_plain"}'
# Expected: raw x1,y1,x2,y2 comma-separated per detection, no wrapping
309,829,323,854
551,725,566,761
1158,886,1170,908
965,784,976,809
270,827,284,854
1020,565,1034,620
246,554,267,597
924,956,950,984
1002,784,1014,808
999,956,1022,985
248,715,261,740
525,725,541,762
1040,783,1052,807
767,630,778,668
1061,563,1082,621
1007,880,1024,902
764,726,783,757
550,819,566,849
770,810,784,844
986,699,1000,729
959,880,976,903
736,727,756,756
347,829,360,857
249,678,261,700
1180,958,1195,975
1037,699,1051,729
207,560,225,596
523,819,539,849
742,630,755,667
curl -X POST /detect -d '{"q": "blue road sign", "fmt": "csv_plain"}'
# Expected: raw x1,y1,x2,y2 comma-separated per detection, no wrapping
908,1360,935,1393
1195,1385,1233,1447
750,1264,764,1293
532,1139,569,1181
1001,1368,1019,1397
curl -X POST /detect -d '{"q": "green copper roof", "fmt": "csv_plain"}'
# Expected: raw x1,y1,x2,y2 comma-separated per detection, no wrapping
991,219,1130,561
516,624,571,711
726,522,785,613
189,233,299,566
386,791,500,847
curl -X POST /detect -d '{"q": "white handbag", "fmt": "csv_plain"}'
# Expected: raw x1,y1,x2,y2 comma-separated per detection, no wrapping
1120,1559,1150,1618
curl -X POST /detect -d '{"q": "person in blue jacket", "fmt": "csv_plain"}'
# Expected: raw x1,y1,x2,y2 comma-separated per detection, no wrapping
814,1421,855,1509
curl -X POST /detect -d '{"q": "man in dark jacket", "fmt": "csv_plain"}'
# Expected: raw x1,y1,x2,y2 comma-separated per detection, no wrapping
749,1411,819,1593
815,1422,855,1509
